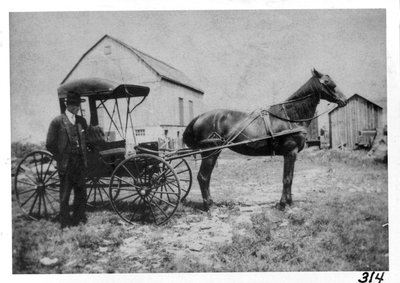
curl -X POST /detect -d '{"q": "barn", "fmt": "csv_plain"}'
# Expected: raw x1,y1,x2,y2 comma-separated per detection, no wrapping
60,34,204,148
328,94,383,149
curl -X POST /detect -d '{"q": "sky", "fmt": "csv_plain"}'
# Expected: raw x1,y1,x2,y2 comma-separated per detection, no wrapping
9,9,387,143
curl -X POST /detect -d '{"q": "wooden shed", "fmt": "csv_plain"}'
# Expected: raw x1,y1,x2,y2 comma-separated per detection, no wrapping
328,94,382,149
61,34,204,146
306,117,319,140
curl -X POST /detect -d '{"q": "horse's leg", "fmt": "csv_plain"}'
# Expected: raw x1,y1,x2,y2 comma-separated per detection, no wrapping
278,148,298,210
198,151,220,210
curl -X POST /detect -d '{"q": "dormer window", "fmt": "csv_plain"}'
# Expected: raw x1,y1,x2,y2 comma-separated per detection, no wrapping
104,45,111,55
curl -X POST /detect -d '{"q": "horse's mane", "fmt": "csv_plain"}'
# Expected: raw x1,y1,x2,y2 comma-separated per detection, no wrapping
268,76,321,123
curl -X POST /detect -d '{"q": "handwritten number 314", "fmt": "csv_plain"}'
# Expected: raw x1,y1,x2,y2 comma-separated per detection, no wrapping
358,272,384,283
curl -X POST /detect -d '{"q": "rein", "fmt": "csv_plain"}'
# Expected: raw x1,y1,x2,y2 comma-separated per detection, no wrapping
262,105,335,123
265,80,337,123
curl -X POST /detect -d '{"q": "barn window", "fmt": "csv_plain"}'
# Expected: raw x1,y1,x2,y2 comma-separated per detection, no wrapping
104,45,111,55
188,100,194,120
135,129,145,136
179,97,184,125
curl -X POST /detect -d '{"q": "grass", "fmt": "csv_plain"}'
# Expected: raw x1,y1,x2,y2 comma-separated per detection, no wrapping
208,191,388,272
12,149,388,273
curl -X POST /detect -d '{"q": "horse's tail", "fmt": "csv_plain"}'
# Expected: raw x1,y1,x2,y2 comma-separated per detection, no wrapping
183,116,200,148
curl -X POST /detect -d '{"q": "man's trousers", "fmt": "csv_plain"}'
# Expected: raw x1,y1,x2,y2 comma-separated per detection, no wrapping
59,154,87,228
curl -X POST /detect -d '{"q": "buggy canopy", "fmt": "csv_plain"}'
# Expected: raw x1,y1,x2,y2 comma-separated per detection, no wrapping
57,77,150,100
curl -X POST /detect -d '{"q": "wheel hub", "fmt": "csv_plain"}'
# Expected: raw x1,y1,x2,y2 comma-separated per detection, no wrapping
36,183,45,194
139,186,152,197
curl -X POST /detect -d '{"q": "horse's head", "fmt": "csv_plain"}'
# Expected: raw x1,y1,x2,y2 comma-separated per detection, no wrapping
312,68,347,107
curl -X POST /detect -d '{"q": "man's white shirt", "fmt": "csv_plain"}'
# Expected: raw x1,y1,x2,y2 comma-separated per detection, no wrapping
65,110,76,125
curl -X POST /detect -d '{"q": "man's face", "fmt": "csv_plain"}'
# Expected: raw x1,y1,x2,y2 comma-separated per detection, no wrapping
66,103,80,115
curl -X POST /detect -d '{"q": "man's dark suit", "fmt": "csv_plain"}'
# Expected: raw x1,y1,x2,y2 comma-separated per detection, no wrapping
46,113,88,228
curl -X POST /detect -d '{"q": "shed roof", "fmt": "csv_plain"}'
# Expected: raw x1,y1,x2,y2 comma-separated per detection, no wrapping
61,35,204,94
328,93,383,115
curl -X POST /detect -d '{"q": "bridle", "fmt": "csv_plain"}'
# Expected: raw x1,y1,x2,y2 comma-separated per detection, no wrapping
264,78,342,123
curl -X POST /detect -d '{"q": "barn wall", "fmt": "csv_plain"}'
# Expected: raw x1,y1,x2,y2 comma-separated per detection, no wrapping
157,80,204,127
329,95,382,149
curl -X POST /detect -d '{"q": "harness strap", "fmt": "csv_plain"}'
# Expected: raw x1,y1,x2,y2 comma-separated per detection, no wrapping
264,106,334,123
261,111,274,138
261,111,275,155
281,104,293,130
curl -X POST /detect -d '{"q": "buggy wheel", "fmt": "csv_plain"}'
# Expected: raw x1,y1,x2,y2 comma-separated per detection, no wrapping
168,158,192,201
85,177,112,208
109,154,181,225
13,150,61,220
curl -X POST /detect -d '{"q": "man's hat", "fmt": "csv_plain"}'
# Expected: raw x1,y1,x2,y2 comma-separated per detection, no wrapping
65,92,86,104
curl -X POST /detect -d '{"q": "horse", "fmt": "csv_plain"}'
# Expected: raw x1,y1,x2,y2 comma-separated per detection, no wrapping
182,69,347,210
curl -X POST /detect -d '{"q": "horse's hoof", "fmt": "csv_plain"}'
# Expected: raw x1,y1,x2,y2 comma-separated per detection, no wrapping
203,199,214,211
287,200,293,206
275,202,286,211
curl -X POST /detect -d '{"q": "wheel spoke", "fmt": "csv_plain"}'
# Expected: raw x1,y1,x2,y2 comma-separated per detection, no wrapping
99,188,104,203
150,194,177,208
41,194,48,217
129,197,143,222
147,200,159,224
86,186,93,202
43,170,57,184
113,176,141,189
17,188,37,195
38,192,42,215
101,188,110,199
147,197,169,218
161,184,172,203
171,159,184,169
165,180,179,189
39,153,45,181
19,168,39,185
163,181,179,194
32,154,41,181
41,157,54,182
122,163,137,180
46,191,59,203
98,179,109,187
93,185,97,203
17,180,36,187
110,186,140,192
175,169,190,174
29,193,39,214
45,180,60,187
43,192,57,213
20,190,37,207
46,186,60,193
116,192,140,202
153,191,180,195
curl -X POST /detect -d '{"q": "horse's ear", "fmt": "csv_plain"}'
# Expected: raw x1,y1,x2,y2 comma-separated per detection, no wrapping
311,68,322,78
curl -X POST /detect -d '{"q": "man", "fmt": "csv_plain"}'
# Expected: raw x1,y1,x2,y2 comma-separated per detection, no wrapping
46,92,88,228
159,129,171,150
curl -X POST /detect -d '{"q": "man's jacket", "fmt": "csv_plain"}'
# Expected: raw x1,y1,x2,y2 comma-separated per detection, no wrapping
46,113,88,172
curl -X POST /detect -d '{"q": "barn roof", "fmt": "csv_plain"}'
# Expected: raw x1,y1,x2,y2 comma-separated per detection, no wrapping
328,93,383,114
61,34,204,94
